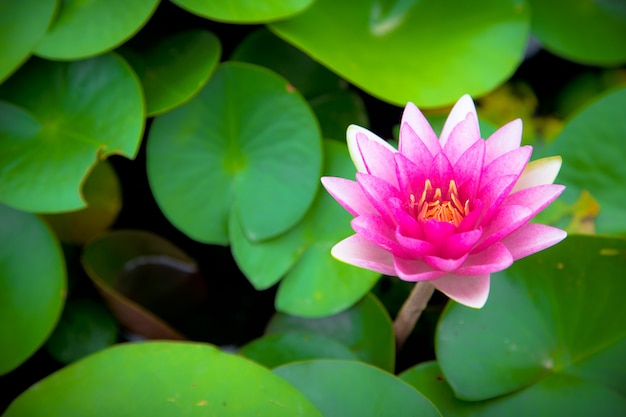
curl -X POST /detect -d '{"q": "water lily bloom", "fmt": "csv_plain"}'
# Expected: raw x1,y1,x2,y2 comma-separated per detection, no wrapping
321,95,566,308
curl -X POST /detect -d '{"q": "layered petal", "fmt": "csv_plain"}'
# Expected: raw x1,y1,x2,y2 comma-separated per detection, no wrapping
352,215,408,257
356,172,398,226
504,183,566,215
355,131,398,187
500,223,567,260
456,243,513,276
432,274,490,309
347,125,396,173
394,257,447,282
480,146,532,188
443,114,481,165
331,234,395,275
399,102,441,157
439,94,479,147
512,156,563,192
321,176,377,217
484,119,522,164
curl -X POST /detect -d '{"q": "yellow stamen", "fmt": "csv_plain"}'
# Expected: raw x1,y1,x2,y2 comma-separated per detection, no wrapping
410,179,469,226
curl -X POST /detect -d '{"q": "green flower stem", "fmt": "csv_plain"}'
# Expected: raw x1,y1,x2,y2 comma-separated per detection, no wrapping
393,281,435,351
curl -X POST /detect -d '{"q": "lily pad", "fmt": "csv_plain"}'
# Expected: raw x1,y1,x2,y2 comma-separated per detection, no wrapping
34,0,160,60
436,235,626,400
0,0,56,83
545,87,626,235
239,332,358,368
42,160,122,244
120,29,221,116
401,361,626,416
171,0,316,23
4,341,324,417
0,54,144,213
528,0,626,65
266,293,395,371
147,61,322,244
0,204,66,375
270,0,529,107
81,230,207,340
230,140,380,316
274,359,442,417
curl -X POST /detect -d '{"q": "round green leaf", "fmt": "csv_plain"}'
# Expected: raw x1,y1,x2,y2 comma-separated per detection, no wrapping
270,0,529,107
436,235,626,400
401,361,626,417
230,140,379,315
266,293,395,371
4,341,324,417
45,298,119,364
545,87,626,235
528,0,626,65
240,332,358,368
0,204,66,375
0,54,144,213
82,230,207,340
42,159,122,244
0,0,56,83
147,62,322,244
171,0,315,23
34,0,160,60
121,29,221,117
274,359,442,417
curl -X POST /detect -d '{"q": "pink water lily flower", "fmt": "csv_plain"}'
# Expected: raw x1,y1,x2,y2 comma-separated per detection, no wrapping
321,95,566,308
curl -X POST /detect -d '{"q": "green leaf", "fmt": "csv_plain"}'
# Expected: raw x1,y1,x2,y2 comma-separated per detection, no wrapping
266,293,395,371
401,361,626,417
120,29,221,117
310,90,370,141
81,230,208,340
545,87,626,235
45,298,119,364
528,0,626,65
240,332,358,368
0,54,144,213
270,0,529,107
42,160,122,244
171,0,316,23
4,341,324,417
147,61,322,244
436,235,626,400
34,0,160,60
0,204,66,375
230,140,379,316
0,0,56,83
274,359,442,417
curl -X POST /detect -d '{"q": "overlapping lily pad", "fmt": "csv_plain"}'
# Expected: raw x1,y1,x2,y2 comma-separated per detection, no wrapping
34,0,160,60
171,0,315,23
121,29,221,116
528,0,626,65
230,140,380,317
270,0,530,107
0,204,66,375
147,62,322,244
4,341,324,416
266,293,394,371
274,359,442,417
0,54,144,213
0,0,57,83
436,235,626,401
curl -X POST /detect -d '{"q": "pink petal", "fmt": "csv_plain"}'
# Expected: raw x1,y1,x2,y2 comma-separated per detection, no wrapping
456,242,513,275
453,138,485,198
432,273,490,308
352,215,408,258
429,152,454,187
480,146,532,188
473,205,533,252
394,230,437,258
331,234,395,275
356,132,399,187
394,257,447,282
347,125,396,173
439,95,478,147
477,175,519,225
321,176,377,217
500,223,567,260
356,173,399,226
457,199,484,232
512,156,563,192
399,102,441,157
394,152,429,202
388,197,424,239
443,114,481,165
440,228,483,259
422,219,456,247
484,119,522,165
423,253,469,272
504,184,566,215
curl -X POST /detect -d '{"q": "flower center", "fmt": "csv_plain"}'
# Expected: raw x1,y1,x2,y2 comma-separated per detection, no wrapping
410,179,469,226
